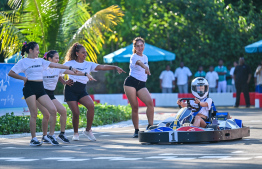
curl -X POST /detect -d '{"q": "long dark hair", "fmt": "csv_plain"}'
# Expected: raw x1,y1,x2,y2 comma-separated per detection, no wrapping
132,37,145,54
64,43,84,62
21,42,38,57
44,50,58,60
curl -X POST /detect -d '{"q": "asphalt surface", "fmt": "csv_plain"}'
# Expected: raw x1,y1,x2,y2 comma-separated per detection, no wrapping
0,107,262,169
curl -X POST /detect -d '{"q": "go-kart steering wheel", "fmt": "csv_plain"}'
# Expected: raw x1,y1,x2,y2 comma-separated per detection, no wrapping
178,98,201,112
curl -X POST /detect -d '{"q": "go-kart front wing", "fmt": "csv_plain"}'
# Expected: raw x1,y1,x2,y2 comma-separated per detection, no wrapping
138,127,250,143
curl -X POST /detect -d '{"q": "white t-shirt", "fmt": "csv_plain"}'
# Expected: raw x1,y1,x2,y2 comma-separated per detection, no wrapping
159,70,175,88
205,71,219,88
189,98,212,117
255,66,262,85
129,53,149,82
11,58,50,80
43,68,66,90
229,67,235,84
64,60,99,84
174,67,192,85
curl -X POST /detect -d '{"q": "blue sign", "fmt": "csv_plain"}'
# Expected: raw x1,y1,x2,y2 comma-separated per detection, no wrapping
0,63,28,115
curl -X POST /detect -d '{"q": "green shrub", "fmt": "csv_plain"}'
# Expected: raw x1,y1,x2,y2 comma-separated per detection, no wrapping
0,103,132,135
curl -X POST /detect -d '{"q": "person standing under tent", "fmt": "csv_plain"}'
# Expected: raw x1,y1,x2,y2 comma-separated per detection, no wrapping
205,66,218,93
214,59,227,93
159,65,175,93
174,62,192,93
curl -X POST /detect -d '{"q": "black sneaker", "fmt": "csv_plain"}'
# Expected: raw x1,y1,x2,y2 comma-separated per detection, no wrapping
133,129,139,138
146,124,152,130
42,135,51,144
30,139,42,146
57,134,70,143
47,135,59,146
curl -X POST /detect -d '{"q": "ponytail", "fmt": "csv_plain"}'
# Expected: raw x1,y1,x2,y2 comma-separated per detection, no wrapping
44,50,58,60
21,41,38,57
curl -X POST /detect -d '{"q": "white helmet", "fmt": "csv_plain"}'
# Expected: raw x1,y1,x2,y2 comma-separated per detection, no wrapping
191,77,209,99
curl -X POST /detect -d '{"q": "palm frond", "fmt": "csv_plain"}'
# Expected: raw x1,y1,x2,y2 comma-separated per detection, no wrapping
0,12,24,58
61,4,124,62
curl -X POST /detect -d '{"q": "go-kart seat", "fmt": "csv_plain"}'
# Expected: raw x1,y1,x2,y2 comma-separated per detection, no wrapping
205,101,217,124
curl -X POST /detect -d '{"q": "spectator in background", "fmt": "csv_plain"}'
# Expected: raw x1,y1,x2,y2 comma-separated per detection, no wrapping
174,61,192,93
215,59,227,93
159,65,175,93
229,61,238,93
205,66,218,93
226,65,233,92
234,57,251,108
194,65,206,78
255,61,262,93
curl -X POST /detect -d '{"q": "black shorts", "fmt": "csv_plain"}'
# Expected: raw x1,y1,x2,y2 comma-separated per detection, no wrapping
124,76,146,91
23,81,47,100
192,116,208,124
45,89,56,100
64,81,88,102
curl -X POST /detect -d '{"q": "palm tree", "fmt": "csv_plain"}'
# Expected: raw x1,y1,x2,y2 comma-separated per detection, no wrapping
0,0,124,62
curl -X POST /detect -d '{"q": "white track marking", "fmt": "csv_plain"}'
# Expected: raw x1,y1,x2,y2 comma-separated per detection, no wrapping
163,158,196,160
42,157,89,161
58,159,89,161
199,156,231,159
158,153,260,156
110,157,142,161
219,158,252,161
99,135,110,137
146,156,178,159
231,151,244,154
0,157,38,161
250,120,261,122
0,157,23,159
93,157,123,160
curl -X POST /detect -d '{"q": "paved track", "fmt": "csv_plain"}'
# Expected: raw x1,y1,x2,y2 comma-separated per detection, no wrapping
0,107,261,169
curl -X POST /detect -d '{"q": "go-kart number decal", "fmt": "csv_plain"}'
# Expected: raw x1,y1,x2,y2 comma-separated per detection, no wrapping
169,131,177,142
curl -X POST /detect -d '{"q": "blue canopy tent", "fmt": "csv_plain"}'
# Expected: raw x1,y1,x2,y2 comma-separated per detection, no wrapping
103,43,175,63
245,40,262,53
4,52,22,63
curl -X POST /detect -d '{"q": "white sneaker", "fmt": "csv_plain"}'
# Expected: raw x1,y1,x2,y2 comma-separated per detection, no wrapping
83,130,96,141
72,133,79,141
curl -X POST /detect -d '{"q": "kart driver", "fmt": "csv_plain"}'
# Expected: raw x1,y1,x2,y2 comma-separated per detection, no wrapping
177,77,212,128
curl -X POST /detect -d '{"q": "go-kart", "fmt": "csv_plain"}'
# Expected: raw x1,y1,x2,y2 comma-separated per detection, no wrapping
139,98,250,144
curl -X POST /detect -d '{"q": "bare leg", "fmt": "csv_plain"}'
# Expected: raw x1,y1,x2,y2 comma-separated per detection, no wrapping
137,88,154,126
52,99,67,132
25,95,38,139
124,86,139,129
36,101,50,136
79,96,94,131
193,115,207,128
67,101,80,134
37,95,57,135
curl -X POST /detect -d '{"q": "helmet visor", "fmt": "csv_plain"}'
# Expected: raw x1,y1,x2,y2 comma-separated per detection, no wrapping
192,85,208,97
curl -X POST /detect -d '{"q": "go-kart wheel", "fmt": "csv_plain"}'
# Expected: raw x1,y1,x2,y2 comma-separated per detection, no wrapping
150,142,159,144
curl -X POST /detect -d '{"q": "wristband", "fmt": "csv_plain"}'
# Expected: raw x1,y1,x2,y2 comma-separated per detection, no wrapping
84,72,87,76
69,66,72,70
198,103,201,108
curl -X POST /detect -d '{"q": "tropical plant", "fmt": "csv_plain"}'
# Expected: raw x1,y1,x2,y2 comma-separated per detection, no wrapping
0,0,124,62
0,103,132,135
